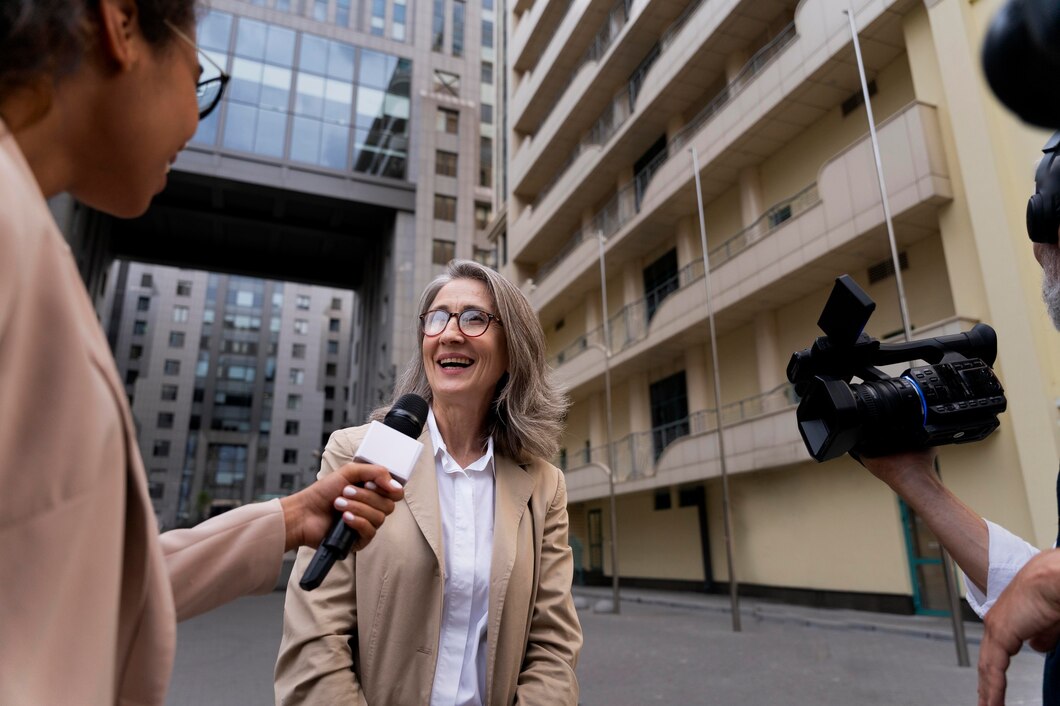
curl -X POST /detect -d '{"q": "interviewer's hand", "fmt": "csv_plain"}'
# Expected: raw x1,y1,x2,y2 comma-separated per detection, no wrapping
279,463,405,553
979,548,1060,706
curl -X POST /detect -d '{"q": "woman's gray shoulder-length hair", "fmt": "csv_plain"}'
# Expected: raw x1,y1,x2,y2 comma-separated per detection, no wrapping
376,259,568,464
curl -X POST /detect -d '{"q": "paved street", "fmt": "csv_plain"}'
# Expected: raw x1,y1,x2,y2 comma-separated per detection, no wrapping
168,587,1042,705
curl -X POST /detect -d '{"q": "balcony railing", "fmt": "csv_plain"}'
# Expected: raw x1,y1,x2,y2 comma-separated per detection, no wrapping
559,382,799,481
546,183,817,368
533,20,797,263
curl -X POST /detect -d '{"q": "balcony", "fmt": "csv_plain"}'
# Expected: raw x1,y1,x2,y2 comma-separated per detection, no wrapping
546,101,951,395
511,0,576,74
561,315,981,503
512,0,634,137
511,0,912,274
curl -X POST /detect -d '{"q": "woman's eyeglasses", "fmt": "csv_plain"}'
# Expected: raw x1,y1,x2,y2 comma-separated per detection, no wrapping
420,309,502,338
165,21,231,119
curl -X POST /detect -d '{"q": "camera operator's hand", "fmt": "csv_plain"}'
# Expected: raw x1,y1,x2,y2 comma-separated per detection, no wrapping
859,448,988,594
978,548,1060,706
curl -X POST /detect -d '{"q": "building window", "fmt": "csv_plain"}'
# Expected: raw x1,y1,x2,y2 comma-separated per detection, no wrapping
130,344,143,361
473,247,495,267
474,202,492,230
285,420,300,435
436,150,458,177
133,320,147,335
479,136,492,188
324,408,334,422
328,318,340,332
292,343,306,358
331,297,342,310
296,294,311,310
172,305,189,323
370,0,385,35
163,359,181,375
480,103,492,125
290,368,305,384
149,481,165,500
432,70,460,97
431,0,444,51
481,61,493,85
140,273,153,288
434,194,457,222
208,444,248,485
125,369,139,385
280,473,297,492
452,0,465,57
169,331,185,348
432,239,456,265
283,448,298,464
325,362,337,377
649,371,689,460
287,394,302,410
643,248,679,321
157,412,175,429
324,385,335,400
437,107,458,134
392,0,407,40
481,19,494,49
161,384,178,401
153,440,171,457
294,319,309,334
327,340,339,355
137,296,150,312
176,280,192,296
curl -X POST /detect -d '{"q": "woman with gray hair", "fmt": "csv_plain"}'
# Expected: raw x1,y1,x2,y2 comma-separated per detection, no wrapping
276,260,583,705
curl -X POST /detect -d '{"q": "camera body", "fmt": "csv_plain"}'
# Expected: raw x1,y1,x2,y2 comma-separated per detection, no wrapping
787,276,1007,462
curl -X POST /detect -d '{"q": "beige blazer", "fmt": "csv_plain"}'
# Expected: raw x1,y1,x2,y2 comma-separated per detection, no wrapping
0,122,286,705
275,423,583,705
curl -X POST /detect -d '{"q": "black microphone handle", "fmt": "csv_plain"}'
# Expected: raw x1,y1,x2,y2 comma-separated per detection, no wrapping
299,511,360,591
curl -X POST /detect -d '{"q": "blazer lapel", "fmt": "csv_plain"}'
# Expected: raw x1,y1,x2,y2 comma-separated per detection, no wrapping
402,431,446,576
485,456,535,700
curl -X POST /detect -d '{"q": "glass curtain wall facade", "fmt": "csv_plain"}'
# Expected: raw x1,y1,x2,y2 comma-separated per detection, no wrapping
192,10,412,179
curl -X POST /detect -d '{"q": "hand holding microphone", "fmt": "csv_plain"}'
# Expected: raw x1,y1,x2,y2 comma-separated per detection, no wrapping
299,394,429,590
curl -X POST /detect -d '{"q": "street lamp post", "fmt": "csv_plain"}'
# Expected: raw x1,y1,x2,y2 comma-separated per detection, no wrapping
844,5,969,667
595,233,621,614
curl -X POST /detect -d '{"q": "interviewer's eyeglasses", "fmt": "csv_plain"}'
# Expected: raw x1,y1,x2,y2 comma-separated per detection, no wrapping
165,21,231,119
420,309,502,337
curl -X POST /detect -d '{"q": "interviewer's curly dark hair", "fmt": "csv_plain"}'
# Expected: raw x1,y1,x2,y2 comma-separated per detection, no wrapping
0,0,198,98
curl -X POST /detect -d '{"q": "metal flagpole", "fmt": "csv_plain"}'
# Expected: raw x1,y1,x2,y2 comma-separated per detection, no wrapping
598,233,621,614
844,5,969,667
689,147,740,632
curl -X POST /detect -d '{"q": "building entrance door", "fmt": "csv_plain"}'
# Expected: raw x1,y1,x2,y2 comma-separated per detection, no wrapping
588,509,604,580
898,499,952,615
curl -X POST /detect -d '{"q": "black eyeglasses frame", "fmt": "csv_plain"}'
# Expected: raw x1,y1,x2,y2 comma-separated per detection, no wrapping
419,309,502,338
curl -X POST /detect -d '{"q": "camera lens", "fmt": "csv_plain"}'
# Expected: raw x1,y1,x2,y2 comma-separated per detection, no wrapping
849,377,927,457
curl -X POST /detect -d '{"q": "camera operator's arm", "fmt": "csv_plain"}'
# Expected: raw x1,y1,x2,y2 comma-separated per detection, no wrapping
862,449,988,591
862,449,1040,615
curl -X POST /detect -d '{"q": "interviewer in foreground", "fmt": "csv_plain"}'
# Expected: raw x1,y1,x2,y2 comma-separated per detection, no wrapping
0,2,402,703
276,259,583,705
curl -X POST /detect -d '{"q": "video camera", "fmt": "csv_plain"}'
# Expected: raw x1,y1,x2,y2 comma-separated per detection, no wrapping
786,276,1007,462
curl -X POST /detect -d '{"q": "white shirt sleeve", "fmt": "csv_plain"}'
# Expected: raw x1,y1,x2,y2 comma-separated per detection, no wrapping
963,519,1041,618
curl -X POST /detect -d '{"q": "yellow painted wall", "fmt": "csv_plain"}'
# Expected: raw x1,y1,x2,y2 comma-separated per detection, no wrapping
706,460,913,593
571,491,705,581
704,183,743,252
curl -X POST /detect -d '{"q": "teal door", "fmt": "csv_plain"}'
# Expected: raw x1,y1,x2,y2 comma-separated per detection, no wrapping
898,499,954,616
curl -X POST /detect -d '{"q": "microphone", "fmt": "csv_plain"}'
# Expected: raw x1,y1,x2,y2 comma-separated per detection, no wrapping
299,393,429,591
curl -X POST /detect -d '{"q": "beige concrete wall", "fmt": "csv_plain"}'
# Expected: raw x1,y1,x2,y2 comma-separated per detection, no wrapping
759,55,916,211
703,183,743,252
545,299,588,354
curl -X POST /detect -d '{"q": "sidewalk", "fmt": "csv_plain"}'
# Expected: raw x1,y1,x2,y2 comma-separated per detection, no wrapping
573,585,985,646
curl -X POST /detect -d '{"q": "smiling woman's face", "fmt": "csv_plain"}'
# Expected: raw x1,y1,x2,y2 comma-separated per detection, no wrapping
422,278,509,410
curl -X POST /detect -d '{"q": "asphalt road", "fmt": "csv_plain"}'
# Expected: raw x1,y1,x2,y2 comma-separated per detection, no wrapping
167,589,1042,705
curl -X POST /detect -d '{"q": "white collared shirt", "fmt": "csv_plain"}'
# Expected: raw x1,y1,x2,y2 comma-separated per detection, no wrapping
427,409,496,706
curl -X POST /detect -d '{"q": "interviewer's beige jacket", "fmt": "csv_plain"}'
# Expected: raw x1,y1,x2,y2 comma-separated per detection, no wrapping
0,121,285,705
275,423,583,705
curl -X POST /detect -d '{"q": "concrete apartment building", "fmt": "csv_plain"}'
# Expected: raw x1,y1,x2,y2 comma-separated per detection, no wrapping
499,0,1060,613
99,262,357,528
